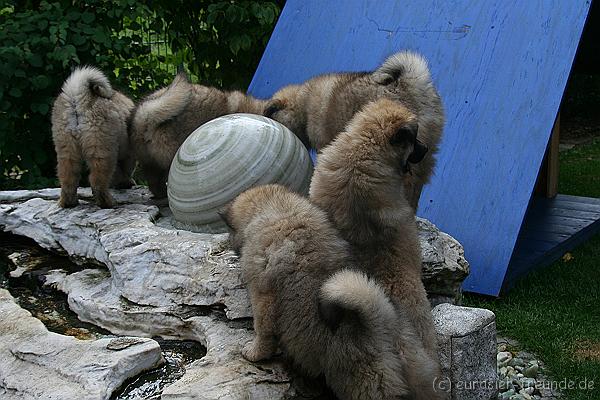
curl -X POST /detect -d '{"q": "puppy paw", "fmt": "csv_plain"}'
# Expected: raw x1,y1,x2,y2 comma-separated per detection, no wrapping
94,191,115,208
241,342,270,362
58,197,78,208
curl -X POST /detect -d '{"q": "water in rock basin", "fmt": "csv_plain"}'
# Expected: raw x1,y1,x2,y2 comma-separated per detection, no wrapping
112,339,205,400
0,233,206,399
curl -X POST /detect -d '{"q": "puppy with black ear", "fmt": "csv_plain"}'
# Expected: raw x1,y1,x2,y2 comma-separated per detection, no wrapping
263,83,311,148
310,99,440,367
266,51,443,209
221,184,444,400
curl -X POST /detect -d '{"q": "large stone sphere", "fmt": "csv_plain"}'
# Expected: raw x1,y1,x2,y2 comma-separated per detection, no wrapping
167,113,313,233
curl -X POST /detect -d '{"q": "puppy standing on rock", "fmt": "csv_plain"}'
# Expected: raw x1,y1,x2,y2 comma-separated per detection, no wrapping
310,98,440,363
266,51,444,209
51,66,135,208
222,184,443,400
129,73,267,198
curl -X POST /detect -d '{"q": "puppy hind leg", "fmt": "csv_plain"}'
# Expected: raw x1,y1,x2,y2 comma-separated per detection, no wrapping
57,156,82,208
242,291,278,362
112,155,136,189
87,157,116,208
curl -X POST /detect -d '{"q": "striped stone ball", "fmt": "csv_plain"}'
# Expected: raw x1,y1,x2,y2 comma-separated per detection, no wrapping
167,113,314,233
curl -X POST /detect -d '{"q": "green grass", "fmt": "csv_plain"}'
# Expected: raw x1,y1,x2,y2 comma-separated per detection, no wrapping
463,140,600,400
559,139,600,198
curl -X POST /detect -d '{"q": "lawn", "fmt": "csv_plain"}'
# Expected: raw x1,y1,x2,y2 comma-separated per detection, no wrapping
463,139,600,400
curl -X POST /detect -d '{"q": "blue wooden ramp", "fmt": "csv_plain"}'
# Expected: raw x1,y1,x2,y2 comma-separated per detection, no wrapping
248,0,593,296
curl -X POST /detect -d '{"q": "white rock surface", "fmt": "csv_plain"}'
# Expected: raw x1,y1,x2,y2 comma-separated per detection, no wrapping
0,187,251,319
44,268,303,399
0,187,482,399
0,288,163,400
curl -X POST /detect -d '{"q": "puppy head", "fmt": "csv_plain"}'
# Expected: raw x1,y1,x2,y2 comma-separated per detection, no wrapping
263,84,309,147
219,184,289,255
345,98,427,174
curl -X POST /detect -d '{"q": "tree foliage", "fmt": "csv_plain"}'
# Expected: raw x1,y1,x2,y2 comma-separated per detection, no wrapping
0,0,282,189
150,0,281,89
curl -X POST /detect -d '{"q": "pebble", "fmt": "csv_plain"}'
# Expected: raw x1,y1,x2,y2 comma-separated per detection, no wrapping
496,337,560,400
500,389,516,400
522,387,535,395
521,378,536,388
523,364,539,378
509,357,525,367
498,351,513,364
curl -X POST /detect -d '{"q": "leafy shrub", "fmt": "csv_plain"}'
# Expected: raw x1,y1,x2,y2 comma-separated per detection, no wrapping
0,1,171,189
151,1,281,90
0,0,282,189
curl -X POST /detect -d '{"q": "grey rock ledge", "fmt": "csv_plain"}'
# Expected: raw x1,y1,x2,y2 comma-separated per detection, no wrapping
0,187,494,399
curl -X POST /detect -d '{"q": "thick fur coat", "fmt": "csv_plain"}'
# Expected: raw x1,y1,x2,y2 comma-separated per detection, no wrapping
222,184,442,400
309,99,440,366
266,51,444,209
129,73,266,198
51,66,135,208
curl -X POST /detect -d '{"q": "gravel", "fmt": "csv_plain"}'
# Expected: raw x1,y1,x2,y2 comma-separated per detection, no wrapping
496,337,561,400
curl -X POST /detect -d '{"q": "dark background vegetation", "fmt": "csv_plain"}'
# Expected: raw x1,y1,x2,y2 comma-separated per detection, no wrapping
0,0,283,189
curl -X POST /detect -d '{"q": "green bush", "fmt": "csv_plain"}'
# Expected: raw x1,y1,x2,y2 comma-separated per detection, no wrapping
0,1,174,189
151,1,281,89
0,1,281,189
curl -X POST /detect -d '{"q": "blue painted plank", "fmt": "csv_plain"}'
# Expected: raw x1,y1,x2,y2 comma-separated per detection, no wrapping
249,0,591,295
505,194,600,291
555,194,600,205
526,206,600,221
519,230,571,243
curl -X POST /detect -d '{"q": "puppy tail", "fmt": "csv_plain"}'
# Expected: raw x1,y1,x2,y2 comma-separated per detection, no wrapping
319,270,397,334
372,51,433,89
132,72,192,134
61,66,114,100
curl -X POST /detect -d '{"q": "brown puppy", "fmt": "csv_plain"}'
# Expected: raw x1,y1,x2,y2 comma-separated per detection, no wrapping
265,51,444,209
129,73,267,198
309,99,439,363
51,66,135,208
222,184,443,400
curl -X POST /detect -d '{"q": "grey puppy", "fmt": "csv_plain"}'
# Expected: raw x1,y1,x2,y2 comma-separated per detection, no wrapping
310,99,440,365
129,73,267,198
221,184,443,400
51,66,135,208
265,51,444,209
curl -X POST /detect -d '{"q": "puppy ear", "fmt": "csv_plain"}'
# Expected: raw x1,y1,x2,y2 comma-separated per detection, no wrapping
372,69,401,85
408,139,428,163
263,100,284,118
218,208,234,230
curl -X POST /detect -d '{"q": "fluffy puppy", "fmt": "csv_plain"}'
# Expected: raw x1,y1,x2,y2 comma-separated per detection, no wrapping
222,184,443,400
129,73,267,198
51,66,135,208
265,51,444,209
309,99,439,362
